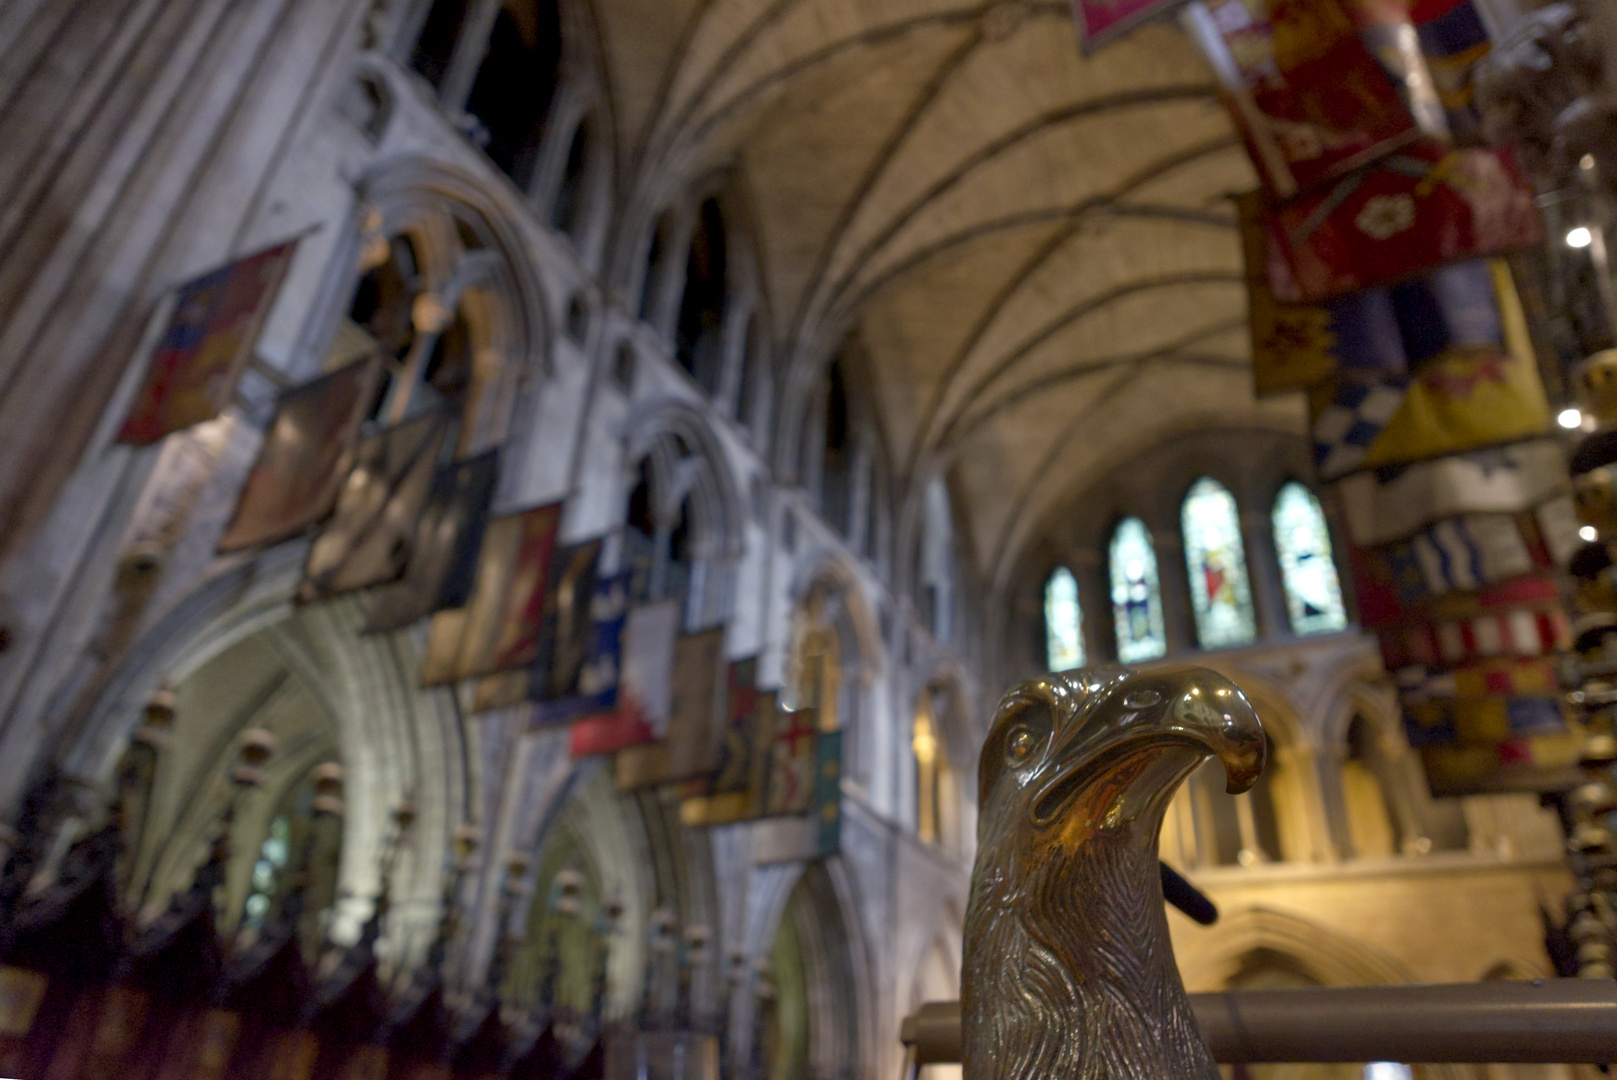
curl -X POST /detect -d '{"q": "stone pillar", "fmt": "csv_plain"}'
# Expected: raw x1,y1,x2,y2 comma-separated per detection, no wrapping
1276,743,1337,863
1069,547,1113,664
0,0,365,568
1241,508,1292,641
1155,531,1197,655
1316,743,1357,859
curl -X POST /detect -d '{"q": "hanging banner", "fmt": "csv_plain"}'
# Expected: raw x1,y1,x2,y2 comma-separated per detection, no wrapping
1378,500,1577,597
811,729,843,859
1239,191,1409,397
480,540,604,712
615,627,728,791
680,662,771,826
1184,0,1446,199
1412,0,1493,142
530,541,605,701
530,572,629,726
1307,261,1551,480
568,601,679,757
299,412,447,602
1333,438,1569,547
117,240,299,446
420,503,562,685
1418,732,1585,796
364,450,498,632
217,356,382,552
1263,146,1542,304
762,707,818,818
1072,0,1193,53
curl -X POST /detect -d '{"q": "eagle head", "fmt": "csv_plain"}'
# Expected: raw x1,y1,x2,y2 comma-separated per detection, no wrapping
962,666,1264,1080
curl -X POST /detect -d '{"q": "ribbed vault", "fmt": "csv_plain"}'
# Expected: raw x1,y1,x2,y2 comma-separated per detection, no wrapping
587,0,1303,585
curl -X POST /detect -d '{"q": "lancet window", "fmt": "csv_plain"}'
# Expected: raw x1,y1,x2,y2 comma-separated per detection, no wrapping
1107,518,1166,663
1182,477,1257,649
551,120,593,238
1043,567,1084,672
339,216,505,458
623,457,693,612
1272,481,1347,636
675,199,729,396
913,684,960,850
408,0,563,191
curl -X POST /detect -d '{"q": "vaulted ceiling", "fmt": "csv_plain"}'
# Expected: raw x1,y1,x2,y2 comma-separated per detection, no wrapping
588,0,1306,586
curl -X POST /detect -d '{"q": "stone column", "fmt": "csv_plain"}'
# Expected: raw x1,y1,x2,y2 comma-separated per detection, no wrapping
1241,508,1292,641
1069,547,1113,664
0,0,366,567
1154,530,1197,655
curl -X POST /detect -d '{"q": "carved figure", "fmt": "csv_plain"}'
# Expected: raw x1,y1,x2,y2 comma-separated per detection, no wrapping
961,667,1265,1080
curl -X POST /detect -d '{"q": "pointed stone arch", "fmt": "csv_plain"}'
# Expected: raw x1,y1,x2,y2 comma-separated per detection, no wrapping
1177,906,1419,991
55,545,472,969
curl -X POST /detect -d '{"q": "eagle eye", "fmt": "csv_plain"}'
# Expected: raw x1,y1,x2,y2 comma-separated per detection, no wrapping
1005,726,1040,766
1122,689,1162,710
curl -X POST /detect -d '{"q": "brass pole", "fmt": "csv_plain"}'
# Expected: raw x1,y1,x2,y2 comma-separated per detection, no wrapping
901,980,1617,1065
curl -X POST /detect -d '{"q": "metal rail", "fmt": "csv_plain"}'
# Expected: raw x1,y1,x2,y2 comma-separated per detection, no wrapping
900,980,1617,1065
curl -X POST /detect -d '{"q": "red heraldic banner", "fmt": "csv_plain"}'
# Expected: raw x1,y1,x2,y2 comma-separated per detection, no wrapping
1072,0,1191,52
1187,0,1446,198
118,240,299,446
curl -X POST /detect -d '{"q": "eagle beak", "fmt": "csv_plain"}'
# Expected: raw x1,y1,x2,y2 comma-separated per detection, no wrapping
1166,670,1266,795
1032,668,1266,828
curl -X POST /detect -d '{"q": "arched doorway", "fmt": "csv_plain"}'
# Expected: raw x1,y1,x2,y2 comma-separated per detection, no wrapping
761,865,861,1080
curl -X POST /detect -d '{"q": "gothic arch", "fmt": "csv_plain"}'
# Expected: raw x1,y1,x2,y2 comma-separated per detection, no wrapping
789,553,885,680
750,859,874,1080
625,401,743,555
1177,906,1420,991
309,157,556,485
58,545,472,968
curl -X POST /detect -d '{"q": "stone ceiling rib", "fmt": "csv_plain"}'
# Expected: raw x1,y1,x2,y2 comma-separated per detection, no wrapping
944,315,1251,450
931,276,1245,445
840,196,1234,334
812,84,1216,318
592,0,1294,579
982,365,1270,577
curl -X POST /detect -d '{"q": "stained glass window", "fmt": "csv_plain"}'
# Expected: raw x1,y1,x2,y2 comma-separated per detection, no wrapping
1108,518,1166,663
1182,478,1257,649
1044,567,1084,671
1272,482,1348,635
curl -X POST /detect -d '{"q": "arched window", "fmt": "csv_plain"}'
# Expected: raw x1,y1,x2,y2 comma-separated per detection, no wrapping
1107,518,1165,663
242,814,292,930
912,686,960,849
736,316,767,432
408,0,475,87
1272,482,1347,635
916,479,954,642
622,457,692,611
1342,716,1400,858
1182,478,1256,649
638,213,675,323
676,199,728,395
820,355,855,537
1043,567,1084,671
550,119,592,238
462,0,561,189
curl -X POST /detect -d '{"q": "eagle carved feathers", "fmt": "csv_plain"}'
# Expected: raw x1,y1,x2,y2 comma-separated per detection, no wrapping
962,667,1264,1080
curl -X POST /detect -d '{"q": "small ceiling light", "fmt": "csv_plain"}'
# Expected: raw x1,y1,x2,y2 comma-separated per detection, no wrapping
1559,406,1584,429
1568,226,1594,249
1582,525,1599,542
1582,154,1597,172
